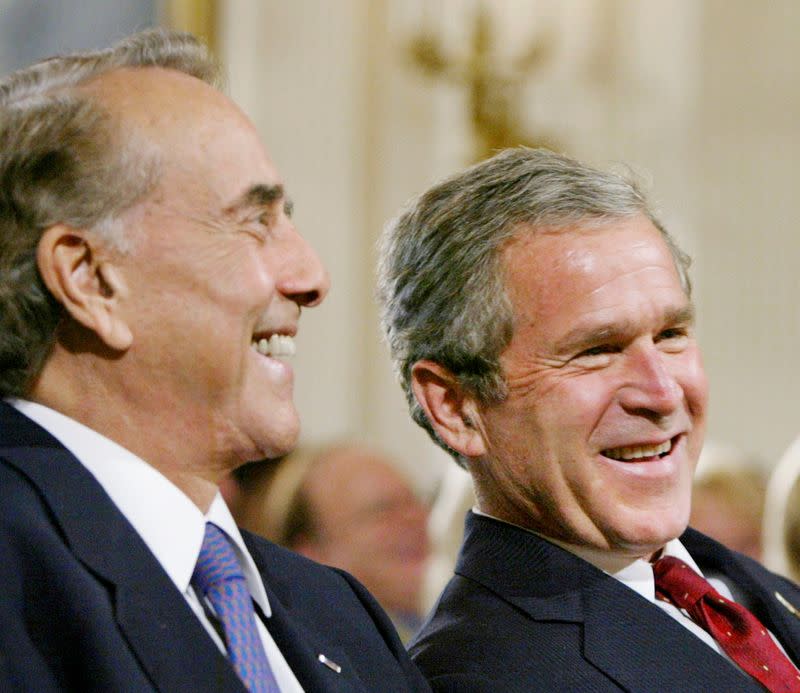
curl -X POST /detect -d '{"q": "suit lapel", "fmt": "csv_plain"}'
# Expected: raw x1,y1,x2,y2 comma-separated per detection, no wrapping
256,595,360,692
244,535,367,692
113,572,244,692
759,587,800,663
579,577,760,691
0,404,245,693
456,512,762,692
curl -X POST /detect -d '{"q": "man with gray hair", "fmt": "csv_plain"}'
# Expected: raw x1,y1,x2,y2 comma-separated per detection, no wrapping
0,30,428,692
378,147,800,691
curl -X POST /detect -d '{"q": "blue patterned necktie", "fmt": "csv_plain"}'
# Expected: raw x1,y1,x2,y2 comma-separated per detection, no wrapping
192,522,280,692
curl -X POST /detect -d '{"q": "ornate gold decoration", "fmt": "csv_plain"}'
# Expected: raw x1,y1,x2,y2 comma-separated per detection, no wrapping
409,3,559,162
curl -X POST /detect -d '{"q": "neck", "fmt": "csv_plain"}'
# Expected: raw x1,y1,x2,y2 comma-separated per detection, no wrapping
32,351,225,512
472,504,664,573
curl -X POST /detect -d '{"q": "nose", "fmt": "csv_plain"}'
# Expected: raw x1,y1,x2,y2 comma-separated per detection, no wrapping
618,344,683,419
279,228,330,307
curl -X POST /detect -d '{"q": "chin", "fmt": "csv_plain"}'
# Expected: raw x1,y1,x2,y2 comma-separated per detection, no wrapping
611,507,690,556
625,521,689,556
258,429,299,460
240,406,300,461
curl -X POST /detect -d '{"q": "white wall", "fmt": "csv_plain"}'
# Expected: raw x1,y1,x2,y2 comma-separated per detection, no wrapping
219,0,800,486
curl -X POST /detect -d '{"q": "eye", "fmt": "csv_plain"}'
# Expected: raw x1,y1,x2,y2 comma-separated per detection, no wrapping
235,209,276,242
655,327,689,351
572,344,619,367
582,345,615,356
239,222,267,242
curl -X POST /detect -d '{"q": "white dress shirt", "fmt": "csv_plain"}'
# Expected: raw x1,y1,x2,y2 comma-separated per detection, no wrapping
564,536,729,655
9,398,304,692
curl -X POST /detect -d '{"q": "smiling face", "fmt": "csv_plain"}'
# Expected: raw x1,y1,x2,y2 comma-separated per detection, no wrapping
94,67,329,476
471,215,707,560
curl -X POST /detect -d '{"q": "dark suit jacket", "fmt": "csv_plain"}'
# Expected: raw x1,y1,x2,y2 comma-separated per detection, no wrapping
0,402,430,692
410,511,800,692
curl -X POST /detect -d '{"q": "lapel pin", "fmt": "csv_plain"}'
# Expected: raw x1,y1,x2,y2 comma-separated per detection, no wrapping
775,591,800,618
318,653,342,674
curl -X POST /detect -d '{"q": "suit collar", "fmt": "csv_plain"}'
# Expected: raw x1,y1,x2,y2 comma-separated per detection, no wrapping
0,402,246,692
243,532,370,692
7,399,274,619
456,511,762,691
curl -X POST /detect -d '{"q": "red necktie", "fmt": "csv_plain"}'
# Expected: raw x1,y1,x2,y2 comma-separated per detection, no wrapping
653,556,800,692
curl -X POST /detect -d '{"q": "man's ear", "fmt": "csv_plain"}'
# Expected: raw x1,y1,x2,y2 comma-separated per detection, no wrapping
36,224,133,351
411,360,487,459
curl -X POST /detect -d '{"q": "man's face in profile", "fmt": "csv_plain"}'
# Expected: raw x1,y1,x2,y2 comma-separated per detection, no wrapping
101,67,328,466
474,215,708,559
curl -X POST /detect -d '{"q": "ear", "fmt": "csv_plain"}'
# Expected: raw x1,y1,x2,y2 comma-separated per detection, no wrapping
37,224,133,351
411,360,487,459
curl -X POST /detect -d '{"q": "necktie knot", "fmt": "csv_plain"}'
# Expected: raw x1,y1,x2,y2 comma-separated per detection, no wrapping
653,556,716,610
192,522,246,595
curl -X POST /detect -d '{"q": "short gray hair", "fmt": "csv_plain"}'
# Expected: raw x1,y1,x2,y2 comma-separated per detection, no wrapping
0,29,221,397
377,147,691,465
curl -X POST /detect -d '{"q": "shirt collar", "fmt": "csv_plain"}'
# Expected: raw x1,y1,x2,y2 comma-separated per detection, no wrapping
205,495,272,616
472,506,704,603
602,538,703,604
7,398,271,617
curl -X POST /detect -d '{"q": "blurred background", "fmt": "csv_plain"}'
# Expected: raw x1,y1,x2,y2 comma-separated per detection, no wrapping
2,0,798,497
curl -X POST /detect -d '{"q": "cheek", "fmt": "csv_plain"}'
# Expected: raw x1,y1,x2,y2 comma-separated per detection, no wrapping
540,374,616,444
241,256,275,295
205,260,269,307
684,359,709,415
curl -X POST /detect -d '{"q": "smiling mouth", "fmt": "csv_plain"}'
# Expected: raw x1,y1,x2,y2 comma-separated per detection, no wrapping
251,334,296,357
602,437,675,462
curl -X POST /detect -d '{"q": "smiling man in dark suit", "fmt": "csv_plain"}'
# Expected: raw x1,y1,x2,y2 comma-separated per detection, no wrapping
377,147,800,692
0,29,428,693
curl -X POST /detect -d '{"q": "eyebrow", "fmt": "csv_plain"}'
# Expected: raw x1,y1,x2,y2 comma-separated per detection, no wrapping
554,304,696,355
226,183,293,217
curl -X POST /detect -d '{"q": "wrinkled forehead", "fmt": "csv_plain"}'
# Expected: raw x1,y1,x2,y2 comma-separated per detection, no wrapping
506,215,687,288
501,217,690,313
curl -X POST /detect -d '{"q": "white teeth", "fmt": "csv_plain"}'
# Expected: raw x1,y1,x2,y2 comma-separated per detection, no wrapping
251,334,296,357
604,440,672,461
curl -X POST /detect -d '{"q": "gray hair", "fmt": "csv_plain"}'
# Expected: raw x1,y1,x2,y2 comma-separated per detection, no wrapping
377,147,691,465
0,29,221,397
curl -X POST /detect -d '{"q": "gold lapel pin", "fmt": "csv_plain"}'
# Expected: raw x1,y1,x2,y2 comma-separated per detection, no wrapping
318,654,342,674
775,591,800,618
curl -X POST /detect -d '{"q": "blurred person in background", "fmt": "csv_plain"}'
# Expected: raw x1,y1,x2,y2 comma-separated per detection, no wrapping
764,435,800,584
227,442,431,642
690,442,767,562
